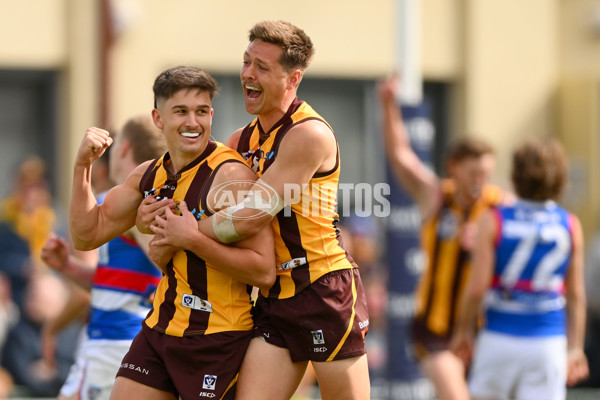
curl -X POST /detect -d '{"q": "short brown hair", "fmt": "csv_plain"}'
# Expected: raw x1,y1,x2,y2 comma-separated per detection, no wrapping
120,114,167,164
153,66,219,108
249,20,314,72
511,138,568,201
446,137,495,163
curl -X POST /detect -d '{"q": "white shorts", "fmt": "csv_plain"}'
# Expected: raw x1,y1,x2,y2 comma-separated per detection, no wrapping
60,339,133,400
469,330,567,400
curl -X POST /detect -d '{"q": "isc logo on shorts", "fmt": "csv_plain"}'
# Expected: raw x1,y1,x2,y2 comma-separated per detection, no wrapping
311,330,325,345
202,374,217,390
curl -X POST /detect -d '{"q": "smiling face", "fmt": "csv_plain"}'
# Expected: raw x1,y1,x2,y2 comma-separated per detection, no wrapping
152,88,213,171
240,39,301,129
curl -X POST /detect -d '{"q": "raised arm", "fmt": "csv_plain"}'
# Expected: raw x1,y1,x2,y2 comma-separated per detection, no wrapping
565,214,589,386
377,74,440,218
70,128,150,250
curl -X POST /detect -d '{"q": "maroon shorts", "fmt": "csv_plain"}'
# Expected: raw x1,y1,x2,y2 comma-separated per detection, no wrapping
410,317,452,360
253,268,369,362
116,323,252,399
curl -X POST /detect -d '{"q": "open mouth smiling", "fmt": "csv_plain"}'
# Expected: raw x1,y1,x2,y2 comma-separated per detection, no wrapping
181,132,200,138
245,84,262,99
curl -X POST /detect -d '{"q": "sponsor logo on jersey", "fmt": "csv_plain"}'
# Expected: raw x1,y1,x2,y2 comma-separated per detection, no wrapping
181,293,213,313
311,329,325,345
120,363,149,375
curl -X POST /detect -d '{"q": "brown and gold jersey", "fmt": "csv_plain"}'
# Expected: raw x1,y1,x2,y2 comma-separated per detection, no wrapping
415,180,503,338
237,98,356,300
139,141,253,337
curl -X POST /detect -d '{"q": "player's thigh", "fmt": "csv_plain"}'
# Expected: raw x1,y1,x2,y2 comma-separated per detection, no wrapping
517,336,566,400
235,337,307,400
312,354,370,400
421,349,466,381
468,331,521,400
109,377,177,400
420,350,469,400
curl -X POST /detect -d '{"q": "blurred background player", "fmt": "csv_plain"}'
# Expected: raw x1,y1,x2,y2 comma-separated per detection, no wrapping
41,114,166,400
451,137,589,400
41,144,114,373
378,73,509,400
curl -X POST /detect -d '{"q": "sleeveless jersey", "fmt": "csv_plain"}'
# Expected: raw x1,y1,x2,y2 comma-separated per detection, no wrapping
236,98,356,300
484,200,573,337
139,141,253,337
88,191,162,340
415,180,503,338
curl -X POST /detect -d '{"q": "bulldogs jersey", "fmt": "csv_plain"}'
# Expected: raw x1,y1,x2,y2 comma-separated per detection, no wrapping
88,192,162,341
485,200,574,337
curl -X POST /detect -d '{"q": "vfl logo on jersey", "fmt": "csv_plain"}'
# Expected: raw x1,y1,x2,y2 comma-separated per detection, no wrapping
202,374,217,390
437,209,458,239
181,293,213,313
311,330,325,345
279,257,307,271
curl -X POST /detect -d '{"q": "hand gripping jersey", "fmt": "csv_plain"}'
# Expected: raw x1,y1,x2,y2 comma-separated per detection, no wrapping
139,141,254,336
236,98,356,300
88,192,163,340
484,200,574,337
414,180,503,339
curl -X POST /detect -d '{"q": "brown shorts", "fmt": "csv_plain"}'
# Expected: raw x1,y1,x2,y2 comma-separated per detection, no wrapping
253,268,369,362
410,317,451,360
116,323,252,399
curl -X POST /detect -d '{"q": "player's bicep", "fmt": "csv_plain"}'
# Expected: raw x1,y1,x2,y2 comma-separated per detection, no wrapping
260,125,330,198
97,167,145,236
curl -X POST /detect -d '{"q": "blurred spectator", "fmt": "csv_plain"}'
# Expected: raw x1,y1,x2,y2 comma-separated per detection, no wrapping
0,156,58,269
0,222,31,311
1,270,80,397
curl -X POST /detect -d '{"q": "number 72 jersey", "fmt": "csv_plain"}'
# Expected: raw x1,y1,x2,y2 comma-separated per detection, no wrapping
485,200,574,337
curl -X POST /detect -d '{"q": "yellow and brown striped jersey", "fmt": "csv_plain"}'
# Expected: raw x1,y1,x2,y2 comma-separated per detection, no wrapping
237,98,356,300
415,180,503,338
139,141,253,337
